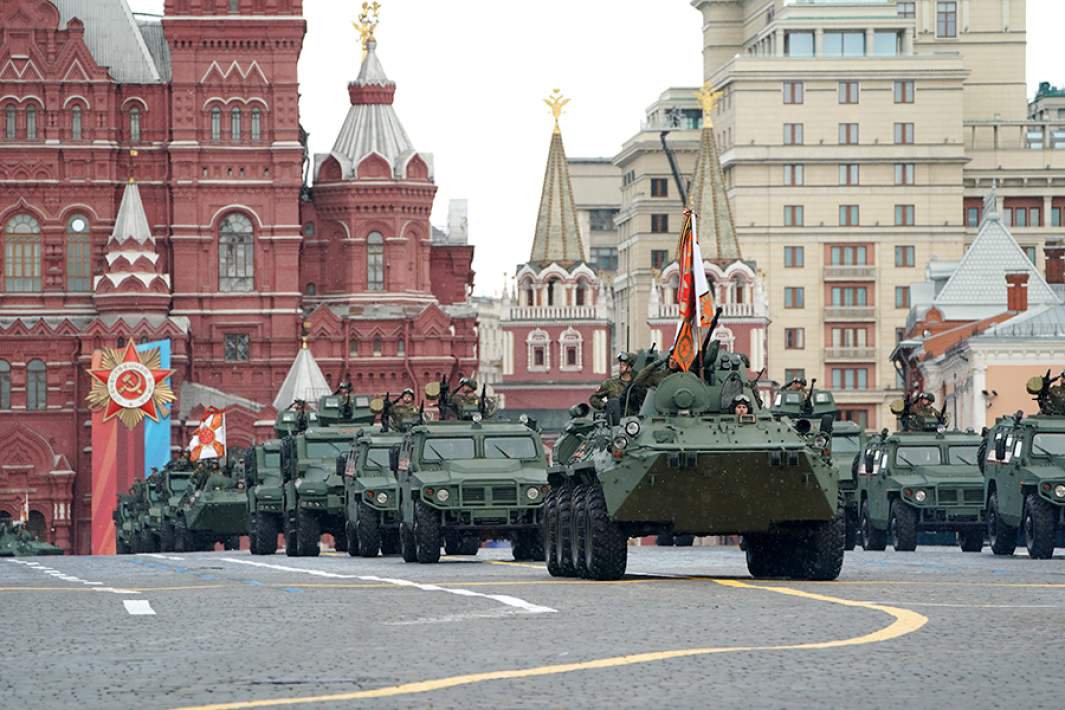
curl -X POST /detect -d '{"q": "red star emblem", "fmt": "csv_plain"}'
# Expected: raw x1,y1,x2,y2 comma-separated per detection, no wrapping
88,341,175,423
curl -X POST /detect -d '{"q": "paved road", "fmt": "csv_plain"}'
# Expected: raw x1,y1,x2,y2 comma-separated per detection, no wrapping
3,545,1064,709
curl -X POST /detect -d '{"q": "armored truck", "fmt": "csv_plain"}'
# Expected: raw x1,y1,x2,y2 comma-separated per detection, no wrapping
246,439,284,555
857,428,985,552
547,350,845,581
157,466,194,551
113,494,138,555
174,469,247,552
342,429,403,557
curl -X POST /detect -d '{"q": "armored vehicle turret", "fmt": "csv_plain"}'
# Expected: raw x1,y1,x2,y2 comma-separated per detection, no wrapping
546,349,845,581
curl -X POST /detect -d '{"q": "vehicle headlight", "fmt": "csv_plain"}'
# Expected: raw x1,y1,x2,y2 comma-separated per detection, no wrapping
472,413,483,423
1054,484,1065,499
624,420,641,437
375,491,389,505
914,490,927,503
519,414,529,424
612,436,628,451
526,487,541,501
435,488,450,503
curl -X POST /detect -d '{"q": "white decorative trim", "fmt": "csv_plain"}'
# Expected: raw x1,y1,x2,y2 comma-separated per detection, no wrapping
526,329,550,372
121,97,149,112
62,95,91,110
559,327,583,372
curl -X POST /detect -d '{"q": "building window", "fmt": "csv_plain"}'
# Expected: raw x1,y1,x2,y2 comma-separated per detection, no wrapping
894,80,915,104
824,31,865,57
251,108,262,142
1004,206,1041,228
560,329,583,371
26,360,46,410
832,367,869,390
589,209,618,232
651,249,669,270
898,1,916,18
211,108,221,141
784,328,805,350
527,330,549,371
26,105,38,140
71,106,83,140
784,287,805,309
839,205,860,227
590,246,618,271
839,123,859,145
349,338,359,356
895,286,911,308
784,164,804,186
218,212,254,292
966,206,981,227
840,408,871,428
230,108,241,142
372,336,383,356
783,205,804,227
230,0,239,12
874,31,901,56
4,105,14,139
397,339,406,356
831,327,868,348
894,122,914,145
224,334,250,362
838,81,860,104
3,214,42,292
1024,246,1038,264
839,163,859,186
895,163,915,186
937,1,957,38
784,31,814,57
129,108,141,143
783,81,804,104
546,278,560,307
830,245,868,265
1052,207,1062,227
650,178,668,198
784,368,805,384
0,361,8,409
895,205,915,226
66,214,92,291
784,246,804,268
784,123,804,145
367,231,385,291
650,214,669,233
831,286,868,306
895,245,915,267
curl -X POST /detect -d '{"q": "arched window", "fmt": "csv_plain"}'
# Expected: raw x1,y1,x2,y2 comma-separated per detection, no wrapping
27,510,46,541
71,105,82,140
372,336,383,356
129,108,141,143
546,278,558,306
251,108,262,142
211,108,221,141
575,280,587,306
4,105,14,139
218,212,254,292
349,338,359,356
230,108,241,142
66,214,92,292
4,214,42,292
305,282,317,296
559,328,583,371
367,232,384,291
0,361,10,409
26,359,46,411
527,330,550,371
26,105,37,140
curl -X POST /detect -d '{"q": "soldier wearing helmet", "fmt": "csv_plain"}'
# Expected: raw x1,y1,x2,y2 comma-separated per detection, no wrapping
909,392,940,431
389,387,420,429
731,393,752,417
590,352,635,410
1046,369,1065,415
783,377,808,396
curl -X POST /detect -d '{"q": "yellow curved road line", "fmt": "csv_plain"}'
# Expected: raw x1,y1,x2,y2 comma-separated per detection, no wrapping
169,578,927,710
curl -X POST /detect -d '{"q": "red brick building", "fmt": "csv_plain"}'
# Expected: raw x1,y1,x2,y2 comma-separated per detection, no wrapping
0,0,475,553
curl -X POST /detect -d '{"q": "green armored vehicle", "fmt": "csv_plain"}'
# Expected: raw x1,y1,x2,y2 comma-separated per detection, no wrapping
246,439,284,555
113,494,139,555
282,394,375,557
981,373,1065,559
342,429,403,557
0,521,63,557
393,417,549,564
157,466,195,551
174,464,247,553
856,415,985,553
547,349,845,581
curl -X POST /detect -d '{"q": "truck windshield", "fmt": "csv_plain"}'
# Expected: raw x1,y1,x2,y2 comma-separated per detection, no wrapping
895,446,941,467
307,441,345,459
169,476,191,493
264,452,280,468
832,435,861,454
948,446,980,465
1032,433,1065,457
421,438,476,462
484,437,538,460
365,448,392,469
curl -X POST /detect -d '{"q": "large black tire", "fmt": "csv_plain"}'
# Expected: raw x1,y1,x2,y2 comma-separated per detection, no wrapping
513,529,544,562
174,519,188,553
655,534,675,546
544,489,562,576
1024,493,1057,560
399,522,417,562
333,530,348,553
296,507,320,557
251,513,278,555
987,492,1017,556
583,485,627,580
844,513,858,551
745,535,795,578
458,536,480,556
224,536,240,551
413,501,441,564
357,503,381,558
860,500,887,551
792,496,846,581
444,532,465,556
570,485,589,578
345,522,360,557
284,513,298,557
958,527,984,552
160,523,175,552
380,529,401,556
555,485,577,577
674,534,695,547
890,499,918,552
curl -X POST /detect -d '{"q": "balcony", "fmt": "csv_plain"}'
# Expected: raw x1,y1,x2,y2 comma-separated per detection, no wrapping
507,305,601,321
825,347,877,362
824,306,876,321
823,265,877,281
650,302,764,321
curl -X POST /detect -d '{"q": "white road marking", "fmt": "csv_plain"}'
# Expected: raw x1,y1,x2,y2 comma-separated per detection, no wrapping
220,557,557,615
123,599,156,615
139,553,185,561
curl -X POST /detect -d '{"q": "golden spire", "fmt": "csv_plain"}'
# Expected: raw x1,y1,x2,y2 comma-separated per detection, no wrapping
544,89,570,134
353,1,382,58
128,148,139,184
695,83,724,127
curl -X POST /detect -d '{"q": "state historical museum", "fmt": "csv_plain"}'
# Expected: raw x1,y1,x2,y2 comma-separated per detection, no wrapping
0,0,477,553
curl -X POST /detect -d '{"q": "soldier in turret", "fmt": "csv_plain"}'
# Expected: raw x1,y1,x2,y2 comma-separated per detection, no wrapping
451,378,481,408
389,388,420,429
590,353,636,410
909,392,940,431
1044,369,1065,415
784,377,808,396
291,399,310,433
730,393,752,417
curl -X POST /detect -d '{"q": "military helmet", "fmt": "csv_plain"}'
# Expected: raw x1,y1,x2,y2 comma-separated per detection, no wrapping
791,377,807,386
918,392,935,404
401,387,415,397
617,352,633,364
732,393,752,405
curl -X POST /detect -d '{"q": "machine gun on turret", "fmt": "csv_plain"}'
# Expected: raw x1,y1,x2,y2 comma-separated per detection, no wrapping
1027,369,1065,416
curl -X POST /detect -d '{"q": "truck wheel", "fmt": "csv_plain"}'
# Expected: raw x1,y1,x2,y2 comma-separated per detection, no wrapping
160,523,175,553
570,485,589,578
400,523,417,562
745,535,791,578
544,489,562,576
116,539,130,555
174,519,188,553
296,507,320,557
224,536,240,551
583,485,627,581
860,500,887,551
333,530,348,553
655,534,675,547
345,522,360,557
1024,493,1057,560
890,499,918,552
458,536,481,556
555,485,577,577
380,530,401,556
284,514,298,557
674,535,695,547
987,492,1017,556
958,528,984,552
252,514,278,555
414,501,441,563
444,532,463,555
793,494,846,581
357,503,381,558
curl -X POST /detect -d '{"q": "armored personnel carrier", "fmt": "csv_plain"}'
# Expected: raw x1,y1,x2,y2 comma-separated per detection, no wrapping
281,394,375,557
342,429,403,557
546,349,844,581
246,438,284,555
113,493,139,555
0,521,63,557
982,375,1065,559
174,465,247,552
856,419,985,553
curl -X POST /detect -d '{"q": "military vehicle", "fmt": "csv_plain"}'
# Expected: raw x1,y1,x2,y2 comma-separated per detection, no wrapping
856,425,985,553
546,348,845,581
342,429,403,557
113,494,139,555
392,416,549,564
245,439,284,555
0,521,63,557
981,375,1065,559
174,465,247,552
157,465,195,551
281,394,375,557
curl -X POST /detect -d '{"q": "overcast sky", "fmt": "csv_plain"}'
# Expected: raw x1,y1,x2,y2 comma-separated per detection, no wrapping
127,0,1065,297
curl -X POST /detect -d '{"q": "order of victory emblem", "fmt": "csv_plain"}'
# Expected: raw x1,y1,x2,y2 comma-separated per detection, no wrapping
87,341,175,429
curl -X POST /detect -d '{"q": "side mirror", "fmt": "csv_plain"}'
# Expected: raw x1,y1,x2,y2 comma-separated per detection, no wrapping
388,445,400,473
819,414,834,436
994,436,1007,461
865,451,875,472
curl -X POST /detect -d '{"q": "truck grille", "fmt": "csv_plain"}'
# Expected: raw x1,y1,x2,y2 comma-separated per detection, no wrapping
963,488,983,504
492,486,517,505
935,488,983,506
460,484,518,506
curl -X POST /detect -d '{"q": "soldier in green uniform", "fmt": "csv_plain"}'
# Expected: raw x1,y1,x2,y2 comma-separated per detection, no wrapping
291,399,310,433
192,461,209,489
1045,369,1065,415
783,377,808,395
451,378,481,408
908,392,940,431
730,393,752,417
590,353,636,410
389,388,420,429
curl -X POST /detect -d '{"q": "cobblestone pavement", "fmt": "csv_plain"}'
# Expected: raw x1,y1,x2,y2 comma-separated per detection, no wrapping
3,545,1064,709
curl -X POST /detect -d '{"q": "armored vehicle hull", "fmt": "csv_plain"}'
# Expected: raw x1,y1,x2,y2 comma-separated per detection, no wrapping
830,422,864,550
0,524,63,557
176,474,247,552
246,441,283,555
343,431,403,558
